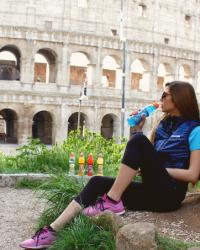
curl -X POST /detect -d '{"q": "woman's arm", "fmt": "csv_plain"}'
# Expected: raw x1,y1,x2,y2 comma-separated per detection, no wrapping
166,150,200,185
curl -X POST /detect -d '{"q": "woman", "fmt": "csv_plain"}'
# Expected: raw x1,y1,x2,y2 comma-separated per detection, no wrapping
20,81,200,249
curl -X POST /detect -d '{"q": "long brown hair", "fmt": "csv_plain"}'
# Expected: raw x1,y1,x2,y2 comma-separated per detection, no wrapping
166,81,200,120
150,81,200,143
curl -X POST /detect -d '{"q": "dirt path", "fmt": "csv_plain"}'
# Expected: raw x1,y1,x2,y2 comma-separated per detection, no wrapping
0,187,200,250
0,187,46,250
124,193,200,243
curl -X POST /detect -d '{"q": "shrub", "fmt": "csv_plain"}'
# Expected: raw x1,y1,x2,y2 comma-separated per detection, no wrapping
37,175,85,227
49,215,115,250
0,131,126,176
63,130,126,176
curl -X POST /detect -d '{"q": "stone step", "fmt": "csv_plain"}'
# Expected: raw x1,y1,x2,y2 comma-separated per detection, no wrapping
0,173,91,187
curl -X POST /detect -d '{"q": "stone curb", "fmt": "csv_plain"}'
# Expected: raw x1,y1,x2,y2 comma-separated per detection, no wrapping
0,173,52,187
0,174,91,187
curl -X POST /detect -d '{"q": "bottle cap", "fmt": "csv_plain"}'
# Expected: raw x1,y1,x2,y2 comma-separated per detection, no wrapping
153,102,159,109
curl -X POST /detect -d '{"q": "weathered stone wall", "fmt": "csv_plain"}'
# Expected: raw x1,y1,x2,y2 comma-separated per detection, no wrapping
0,0,199,151
0,0,199,50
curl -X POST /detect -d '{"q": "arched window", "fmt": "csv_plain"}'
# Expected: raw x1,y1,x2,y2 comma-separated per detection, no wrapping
0,46,20,81
131,59,150,91
0,115,6,142
101,114,120,139
32,111,53,144
157,63,173,90
178,65,192,83
34,53,49,83
68,112,88,136
0,109,18,143
34,49,57,83
70,52,91,85
102,56,120,88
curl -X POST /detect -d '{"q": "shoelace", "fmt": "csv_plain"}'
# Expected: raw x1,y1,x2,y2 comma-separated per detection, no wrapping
94,197,106,211
32,228,48,246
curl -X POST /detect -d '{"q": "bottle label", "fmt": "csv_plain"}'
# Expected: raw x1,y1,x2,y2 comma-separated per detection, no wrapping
127,104,157,127
69,164,75,175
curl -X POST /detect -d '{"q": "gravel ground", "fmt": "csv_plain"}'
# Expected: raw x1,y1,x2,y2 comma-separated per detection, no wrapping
0,187,46,250
0,187,200,250
124,193,200,243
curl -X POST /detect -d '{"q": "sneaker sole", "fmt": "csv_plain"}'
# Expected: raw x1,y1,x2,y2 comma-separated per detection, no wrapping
115,209,125,216
19,244,52,249
98,209,126,216
83,209,126,217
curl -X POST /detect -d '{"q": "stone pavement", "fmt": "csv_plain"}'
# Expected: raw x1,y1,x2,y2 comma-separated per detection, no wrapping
0,187,45,250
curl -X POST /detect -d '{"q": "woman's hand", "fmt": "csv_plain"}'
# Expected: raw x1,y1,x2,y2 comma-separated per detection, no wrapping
130,114,146,133
166,150,200,185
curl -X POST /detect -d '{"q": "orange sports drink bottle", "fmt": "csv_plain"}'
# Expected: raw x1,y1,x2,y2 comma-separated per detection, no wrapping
78,152,85,176
97,153,104,176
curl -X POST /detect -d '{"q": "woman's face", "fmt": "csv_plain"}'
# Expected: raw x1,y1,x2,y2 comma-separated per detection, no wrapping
160,86,181,116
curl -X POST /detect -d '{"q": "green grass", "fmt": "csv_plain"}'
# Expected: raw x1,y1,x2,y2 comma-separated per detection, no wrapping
35,175,115,250
49,215,115,250
156,234,200,250
37,175,85,228
15,178,44,189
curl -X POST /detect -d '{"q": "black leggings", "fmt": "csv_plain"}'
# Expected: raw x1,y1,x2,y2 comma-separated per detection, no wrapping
75,133,188,212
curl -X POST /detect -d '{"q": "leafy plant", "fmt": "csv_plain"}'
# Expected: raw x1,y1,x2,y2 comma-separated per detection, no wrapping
0,138,67,173
37,175,115,250
0,131,126,177
63,130,126,176
37,175,85,227
49,215,115,250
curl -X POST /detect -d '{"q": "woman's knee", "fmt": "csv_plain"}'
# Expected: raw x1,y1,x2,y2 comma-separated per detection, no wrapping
86,176,115,190
86,176,106,187
127,133,148,149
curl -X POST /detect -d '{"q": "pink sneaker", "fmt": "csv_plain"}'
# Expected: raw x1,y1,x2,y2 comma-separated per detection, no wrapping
82,194,125,217
19,226,56,249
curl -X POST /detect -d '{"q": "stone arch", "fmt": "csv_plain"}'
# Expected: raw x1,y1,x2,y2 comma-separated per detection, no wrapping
101,51,122,66
101,113,120,139
157,63,173,90
34,48,57,83
68,112,88,135
0,45,21,80
101,55,121,88
32,111,53,144
69,52,92,85
0,108,18,143
178,64,192,83
130,58,150,91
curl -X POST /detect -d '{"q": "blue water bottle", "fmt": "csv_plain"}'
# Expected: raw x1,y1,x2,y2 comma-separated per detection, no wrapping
127,103,159,127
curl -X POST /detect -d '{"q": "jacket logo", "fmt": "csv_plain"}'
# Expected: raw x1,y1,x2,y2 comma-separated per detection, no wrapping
171,135,181,138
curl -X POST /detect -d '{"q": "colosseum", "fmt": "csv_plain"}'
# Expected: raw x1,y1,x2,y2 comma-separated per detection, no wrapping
0,0,200,153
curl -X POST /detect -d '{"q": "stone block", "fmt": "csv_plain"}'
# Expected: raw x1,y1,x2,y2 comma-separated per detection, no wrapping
94,211,125,235
116,222,156,250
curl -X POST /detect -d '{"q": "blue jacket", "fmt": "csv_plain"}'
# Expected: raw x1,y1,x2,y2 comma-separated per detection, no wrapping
154,116,200,169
